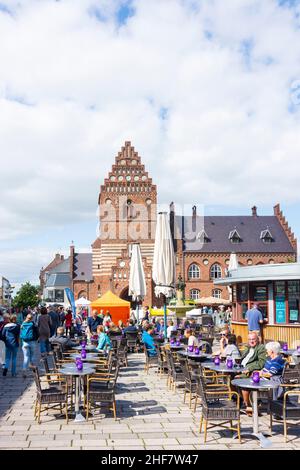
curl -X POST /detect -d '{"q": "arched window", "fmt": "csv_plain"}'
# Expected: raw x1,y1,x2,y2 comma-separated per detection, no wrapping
78,290,87,299
210,263,222,280
188,263,200,279
190,289,200,300
212,289,222,299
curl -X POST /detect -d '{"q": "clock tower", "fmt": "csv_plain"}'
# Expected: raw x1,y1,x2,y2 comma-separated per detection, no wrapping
90,141,157,306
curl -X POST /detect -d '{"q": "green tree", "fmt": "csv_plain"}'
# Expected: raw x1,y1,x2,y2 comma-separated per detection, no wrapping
12,282,40,310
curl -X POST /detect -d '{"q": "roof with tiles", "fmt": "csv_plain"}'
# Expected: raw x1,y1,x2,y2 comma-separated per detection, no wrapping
175,215,295,253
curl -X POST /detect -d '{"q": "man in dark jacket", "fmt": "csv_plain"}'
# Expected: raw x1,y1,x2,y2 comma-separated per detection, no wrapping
49,327,77,351
124,319,138,334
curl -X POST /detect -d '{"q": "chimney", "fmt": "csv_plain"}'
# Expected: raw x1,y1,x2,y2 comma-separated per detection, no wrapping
61,255,64,260
251,206,257,217
192,206,197,233
55,253,61,260
169,202,175,243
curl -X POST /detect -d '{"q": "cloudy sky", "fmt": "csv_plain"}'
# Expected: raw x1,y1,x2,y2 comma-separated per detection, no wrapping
0,0,300,288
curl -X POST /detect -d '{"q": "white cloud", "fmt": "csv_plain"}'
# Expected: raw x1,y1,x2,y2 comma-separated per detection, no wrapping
0,0,300,278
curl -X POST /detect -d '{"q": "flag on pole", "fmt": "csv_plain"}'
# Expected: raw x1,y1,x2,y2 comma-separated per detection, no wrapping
65,288,76,319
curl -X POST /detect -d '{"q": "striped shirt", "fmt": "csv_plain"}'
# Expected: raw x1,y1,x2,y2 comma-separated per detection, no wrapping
262,356,285,376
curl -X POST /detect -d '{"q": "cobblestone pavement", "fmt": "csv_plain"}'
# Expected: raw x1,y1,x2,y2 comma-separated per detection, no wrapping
0,350,299,450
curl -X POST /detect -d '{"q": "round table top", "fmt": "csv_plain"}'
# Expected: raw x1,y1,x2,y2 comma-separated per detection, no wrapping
73,345,98,352
281,349,300,357
178,350,211,360
169,344,185,350
59,364,96,376
201,362,247,374
69,353,101,361
231,377,280,390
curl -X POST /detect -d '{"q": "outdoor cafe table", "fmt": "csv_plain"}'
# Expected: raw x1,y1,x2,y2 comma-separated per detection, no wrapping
73,345,99,352
59,364,96,423
201,362,248,375
280,349,300,357
166,343,185,351
69,352,102,362
177,350,211,361
231,377,280,448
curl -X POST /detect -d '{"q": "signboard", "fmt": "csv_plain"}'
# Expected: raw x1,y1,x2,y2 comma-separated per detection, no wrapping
275,296,286,324
289,310,299,322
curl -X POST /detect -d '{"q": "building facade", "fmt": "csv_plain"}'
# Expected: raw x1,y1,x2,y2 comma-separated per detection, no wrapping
173,204,297,303
40,141,297,307
215,262,300,346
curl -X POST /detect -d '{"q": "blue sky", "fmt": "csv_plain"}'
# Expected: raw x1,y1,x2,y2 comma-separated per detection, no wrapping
0,0,300,287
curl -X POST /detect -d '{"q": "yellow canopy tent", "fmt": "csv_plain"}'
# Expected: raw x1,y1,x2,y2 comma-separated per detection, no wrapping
90,291,130,324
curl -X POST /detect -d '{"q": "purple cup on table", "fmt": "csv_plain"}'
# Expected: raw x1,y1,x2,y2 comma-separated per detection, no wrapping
81,341,86,347
252,371,260,384
194,347,200,355
81,349,87,359
170,338,176,345
188,345,194,353
226,358,233,369
76,359,83,371
175,340,181,347
214,356,221,366
283,343,288,352
297,345,300,353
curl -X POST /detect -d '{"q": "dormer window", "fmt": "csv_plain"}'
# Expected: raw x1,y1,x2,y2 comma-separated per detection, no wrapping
260,229,273,243
197,230,210,243
229,229,242,244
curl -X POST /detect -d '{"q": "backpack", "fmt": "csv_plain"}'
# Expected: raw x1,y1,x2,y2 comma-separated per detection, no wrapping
32,324,39,341
20,322,35,342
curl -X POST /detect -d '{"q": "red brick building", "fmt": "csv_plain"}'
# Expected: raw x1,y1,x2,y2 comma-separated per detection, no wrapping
172,204,297,302
41,141,297,307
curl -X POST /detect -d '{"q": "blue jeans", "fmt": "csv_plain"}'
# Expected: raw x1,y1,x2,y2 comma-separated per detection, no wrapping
5,346,18,375
22,341,35,370
40,339,50,354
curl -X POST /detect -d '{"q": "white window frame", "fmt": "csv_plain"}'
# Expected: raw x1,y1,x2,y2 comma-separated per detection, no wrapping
210,263,222,280
212,289,222,299
190,289,200,300
188,263,200,280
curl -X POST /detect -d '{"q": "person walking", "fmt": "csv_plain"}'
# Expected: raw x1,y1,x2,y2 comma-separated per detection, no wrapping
245,303,264,336
0,313,9,370
38,306,52,356
20,313,38,378
64,310,73,336
2,314,20,377
48,307,60,337
75,311,83,336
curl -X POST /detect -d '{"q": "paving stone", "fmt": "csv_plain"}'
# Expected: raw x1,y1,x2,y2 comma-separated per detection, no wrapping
73,439,107,447
0,441,30,448
107,439,145,447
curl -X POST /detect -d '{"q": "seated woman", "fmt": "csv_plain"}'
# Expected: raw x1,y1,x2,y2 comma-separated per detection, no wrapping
259,341,286,398
184,329,199,348
141,325,157,357
242,340,285,415
107,322,122,337
220,334,241,360
96,325,112,351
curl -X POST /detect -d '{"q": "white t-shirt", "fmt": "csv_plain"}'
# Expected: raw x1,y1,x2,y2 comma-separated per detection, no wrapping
167,325,177,339
241,348,255,367
188,335,199,347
